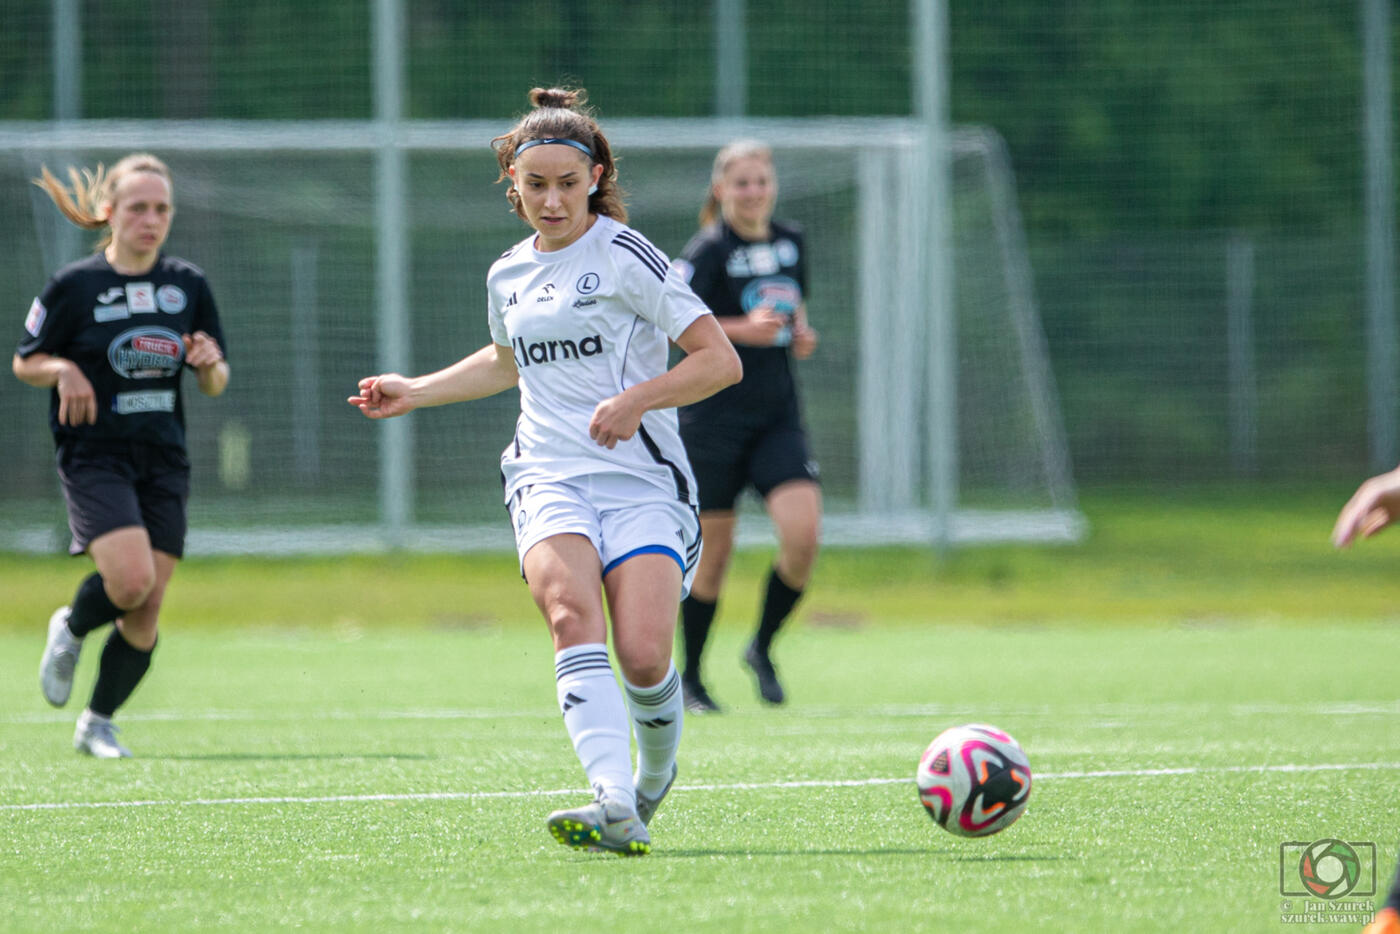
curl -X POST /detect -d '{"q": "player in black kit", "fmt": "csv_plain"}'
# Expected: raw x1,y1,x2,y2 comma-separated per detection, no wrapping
1332,466,1400,934
13,153,229,758
672,140,821,711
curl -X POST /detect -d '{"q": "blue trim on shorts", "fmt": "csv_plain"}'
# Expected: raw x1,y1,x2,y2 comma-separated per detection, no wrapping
603,544,684,577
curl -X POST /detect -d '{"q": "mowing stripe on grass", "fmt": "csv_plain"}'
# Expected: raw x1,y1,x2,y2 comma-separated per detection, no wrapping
4,761,1399,812
5,700,1400,725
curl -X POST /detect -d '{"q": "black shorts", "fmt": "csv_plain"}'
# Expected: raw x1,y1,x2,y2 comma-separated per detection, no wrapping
680,409,820,512
56,439,190,558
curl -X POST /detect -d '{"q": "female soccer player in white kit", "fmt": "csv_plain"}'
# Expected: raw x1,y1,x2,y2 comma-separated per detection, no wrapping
348,87,741,856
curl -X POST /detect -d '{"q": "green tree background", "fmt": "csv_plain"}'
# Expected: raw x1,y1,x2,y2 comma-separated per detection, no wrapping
1,0,1392,488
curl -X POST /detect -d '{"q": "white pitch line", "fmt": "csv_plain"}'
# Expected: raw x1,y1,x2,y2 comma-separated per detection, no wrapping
0,709,545,725
4,761,1399,813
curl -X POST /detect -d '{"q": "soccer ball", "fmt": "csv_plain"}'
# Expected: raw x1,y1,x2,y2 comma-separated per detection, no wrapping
916,723,1032,837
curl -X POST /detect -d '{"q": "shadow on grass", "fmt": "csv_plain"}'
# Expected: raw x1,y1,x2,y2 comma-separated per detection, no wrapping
150,752,434,761
651,849,1068,861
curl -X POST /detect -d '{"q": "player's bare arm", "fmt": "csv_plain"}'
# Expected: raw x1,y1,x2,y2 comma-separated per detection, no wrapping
349,341,520,419
12,352,97,426
718,308,786,347
588,315,741,449
790,302,818,360
183,332,229,397
1332,464,1400,547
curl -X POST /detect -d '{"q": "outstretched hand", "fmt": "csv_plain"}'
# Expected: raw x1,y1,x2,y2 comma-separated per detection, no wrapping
1332,465,1400,547
348,373,416,419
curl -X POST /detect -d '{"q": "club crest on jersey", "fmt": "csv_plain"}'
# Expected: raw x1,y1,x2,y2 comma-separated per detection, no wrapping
156,284,187,313
774,238,800,266
512,334,604,368
108,326,184,378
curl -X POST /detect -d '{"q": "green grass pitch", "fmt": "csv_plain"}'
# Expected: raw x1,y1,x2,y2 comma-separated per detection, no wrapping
1,490,1398,932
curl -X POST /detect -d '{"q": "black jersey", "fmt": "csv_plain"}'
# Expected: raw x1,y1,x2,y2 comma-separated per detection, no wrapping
16,252,226,450
674,219,806,422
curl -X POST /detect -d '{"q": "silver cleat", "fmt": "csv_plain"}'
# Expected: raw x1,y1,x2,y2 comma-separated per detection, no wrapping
39,607,82,708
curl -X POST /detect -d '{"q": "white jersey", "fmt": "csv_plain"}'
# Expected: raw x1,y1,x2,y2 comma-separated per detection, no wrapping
487,214,711,506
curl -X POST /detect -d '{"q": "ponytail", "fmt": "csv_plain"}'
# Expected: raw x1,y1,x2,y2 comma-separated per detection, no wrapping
32,153,172,251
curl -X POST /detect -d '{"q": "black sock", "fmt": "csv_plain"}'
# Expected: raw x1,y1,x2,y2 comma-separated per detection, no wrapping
753,566,803,655
680,595,718,683
68,572,123,638
88,630,154,717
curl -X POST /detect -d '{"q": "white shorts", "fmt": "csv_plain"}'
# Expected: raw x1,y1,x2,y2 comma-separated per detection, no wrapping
508,475,702,598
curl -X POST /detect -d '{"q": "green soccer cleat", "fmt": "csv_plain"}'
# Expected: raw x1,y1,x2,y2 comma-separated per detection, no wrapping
546,795,650,856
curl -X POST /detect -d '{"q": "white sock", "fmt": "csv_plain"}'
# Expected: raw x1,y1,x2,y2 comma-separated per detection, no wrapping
625,663,683,798
554,644,636,811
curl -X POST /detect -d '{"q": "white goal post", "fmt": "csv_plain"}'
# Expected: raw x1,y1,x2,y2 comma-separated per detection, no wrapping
0,117,1082,553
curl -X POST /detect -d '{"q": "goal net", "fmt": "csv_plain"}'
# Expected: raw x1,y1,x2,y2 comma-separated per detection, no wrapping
0,118,1081,553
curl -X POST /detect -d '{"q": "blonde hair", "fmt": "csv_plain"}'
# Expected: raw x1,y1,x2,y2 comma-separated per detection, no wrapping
699,139,774,228
32,153,173,251
491,87,627,224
